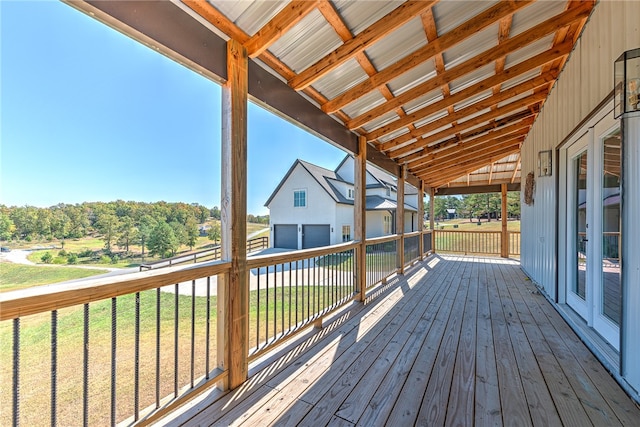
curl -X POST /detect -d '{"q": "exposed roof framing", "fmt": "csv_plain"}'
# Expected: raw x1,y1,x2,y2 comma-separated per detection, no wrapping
70,0,594,192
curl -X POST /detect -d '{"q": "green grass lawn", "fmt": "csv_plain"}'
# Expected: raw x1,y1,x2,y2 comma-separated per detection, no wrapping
0,262,109,292
430,218,520,231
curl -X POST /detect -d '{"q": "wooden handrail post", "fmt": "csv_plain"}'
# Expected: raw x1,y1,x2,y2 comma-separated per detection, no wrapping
397,165,405,274
418,182,424,259
219,39,248,390
355,136,367,301
501,183,508,258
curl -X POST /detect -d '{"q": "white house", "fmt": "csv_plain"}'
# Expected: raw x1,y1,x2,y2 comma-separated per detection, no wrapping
265,156,418,249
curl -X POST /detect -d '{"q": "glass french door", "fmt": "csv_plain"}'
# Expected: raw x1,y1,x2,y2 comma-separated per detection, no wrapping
565,117,621,351
566,137,589,320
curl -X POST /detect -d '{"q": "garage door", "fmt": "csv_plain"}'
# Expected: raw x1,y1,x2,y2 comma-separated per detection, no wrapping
302,225,330,249
274,224,297,249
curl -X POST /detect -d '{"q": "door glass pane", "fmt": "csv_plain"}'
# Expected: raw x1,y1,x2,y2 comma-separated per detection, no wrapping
575,151,588,299
602,130,621,325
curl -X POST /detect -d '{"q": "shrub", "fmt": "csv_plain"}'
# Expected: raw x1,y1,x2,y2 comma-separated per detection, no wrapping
99,255,111,264
67,253,78,264
41,252,53,264
79,248,93,258
58,249,68,257
52,256,67,265
110,254,119,264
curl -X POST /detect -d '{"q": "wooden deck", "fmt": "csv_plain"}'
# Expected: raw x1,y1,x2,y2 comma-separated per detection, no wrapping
168,255,640,426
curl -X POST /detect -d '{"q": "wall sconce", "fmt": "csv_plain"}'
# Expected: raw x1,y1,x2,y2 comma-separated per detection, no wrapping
331,227,334,232
538,150,552,177
298,226,301,232
614,48,640,118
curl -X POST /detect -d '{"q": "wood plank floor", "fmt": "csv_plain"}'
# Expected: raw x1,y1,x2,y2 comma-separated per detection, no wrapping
168,255,640,427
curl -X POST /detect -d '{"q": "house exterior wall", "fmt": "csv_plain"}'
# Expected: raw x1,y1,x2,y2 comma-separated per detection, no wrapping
366,211,391,238
520,0,640,400
268,163,337,249
336,204,354,242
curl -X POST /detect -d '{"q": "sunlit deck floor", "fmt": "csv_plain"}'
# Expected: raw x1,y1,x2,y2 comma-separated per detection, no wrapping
170,255,640,426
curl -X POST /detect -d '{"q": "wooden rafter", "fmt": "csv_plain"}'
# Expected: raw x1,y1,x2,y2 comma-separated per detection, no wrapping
346,41,571,131
290,0,438,90
244,1,319,57
511,154,522,183
322,0,534,114
372,71,555,143
387,91,546,159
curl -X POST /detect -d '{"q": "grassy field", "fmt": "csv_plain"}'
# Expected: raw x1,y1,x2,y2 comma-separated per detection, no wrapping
431,217,520,231
0,282,348,426
0,262,109,293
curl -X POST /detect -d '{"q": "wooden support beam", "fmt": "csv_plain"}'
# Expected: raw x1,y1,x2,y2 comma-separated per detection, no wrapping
429,187,435,253
220,39,248,390
397,165,405,274
323,0,534,113
511,154,522,183
355,136,367,302
245,1,319,57
290,0,437,90
418,180,425,259
501,183,508,258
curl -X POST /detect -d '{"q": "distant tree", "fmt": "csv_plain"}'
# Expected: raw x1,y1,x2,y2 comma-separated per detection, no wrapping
207,223,221,244
95,212,120,253
147,222,179,258
210,206,221,220
67,253,78,264
136,215,157,261
41,252,53,264
185,217,199,250
170,221,186,247
197,205,209,224
0,212,15,241
507,191,521,218
117,216,136,252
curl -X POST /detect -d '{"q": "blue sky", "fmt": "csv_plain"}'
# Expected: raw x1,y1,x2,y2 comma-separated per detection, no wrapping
0,1,347,215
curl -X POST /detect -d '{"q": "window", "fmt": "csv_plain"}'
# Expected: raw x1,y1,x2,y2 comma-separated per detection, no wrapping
386,188,391,197
342,225,351,242
294,190,306,207
347,188,354,199
383,214,391,234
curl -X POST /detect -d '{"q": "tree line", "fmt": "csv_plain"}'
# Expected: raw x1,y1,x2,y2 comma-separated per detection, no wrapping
425,192,521,221
0,201,269,259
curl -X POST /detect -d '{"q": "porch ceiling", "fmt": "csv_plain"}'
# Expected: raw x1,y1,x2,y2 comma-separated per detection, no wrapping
71,0,593,190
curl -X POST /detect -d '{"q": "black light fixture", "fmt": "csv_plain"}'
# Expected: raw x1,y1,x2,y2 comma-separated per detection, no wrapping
614,48,640,118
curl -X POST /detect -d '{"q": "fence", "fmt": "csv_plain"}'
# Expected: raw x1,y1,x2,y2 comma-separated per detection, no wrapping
140,236,268,271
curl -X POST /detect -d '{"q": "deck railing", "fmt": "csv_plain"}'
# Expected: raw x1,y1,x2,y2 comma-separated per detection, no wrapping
246,242,357,359
435,230,520,258
0,230,435,426
0,261,230,427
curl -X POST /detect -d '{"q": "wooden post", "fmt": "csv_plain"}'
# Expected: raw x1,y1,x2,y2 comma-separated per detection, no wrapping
501,183,508,258
219,39,248,390
430,187,435,253
418,181,424,259
355,136,367,301
397,165,405,274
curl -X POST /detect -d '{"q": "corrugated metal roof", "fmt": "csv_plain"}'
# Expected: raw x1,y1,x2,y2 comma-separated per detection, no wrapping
364,18,427,70
432,0,499,37
342,91,389,120
449,63,495,93
333,0,402,36
510,0,567,37
312,58,369,100
442,23,499,70
388,61,438,96
208,0,288,36
401,88,444,114
505,34,555,68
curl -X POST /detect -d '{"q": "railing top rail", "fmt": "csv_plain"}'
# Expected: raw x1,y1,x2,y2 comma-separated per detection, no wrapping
0,260,231,321
436,229,502,234
403,231,421,238
246,241,359,268
364,234,401,245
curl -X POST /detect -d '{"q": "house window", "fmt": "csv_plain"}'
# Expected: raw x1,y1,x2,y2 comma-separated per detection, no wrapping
386,188,391,197
383,214,391,234
294,190,306,207
347,188,354,199
342,225,351,242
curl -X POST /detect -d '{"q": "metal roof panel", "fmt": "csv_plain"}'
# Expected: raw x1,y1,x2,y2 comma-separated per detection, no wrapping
511,1,568,37
364,17,428,70
432,0,499,36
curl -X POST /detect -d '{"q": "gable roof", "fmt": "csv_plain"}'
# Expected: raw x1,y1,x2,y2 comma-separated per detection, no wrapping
265,155,420,208
264,159,351,207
